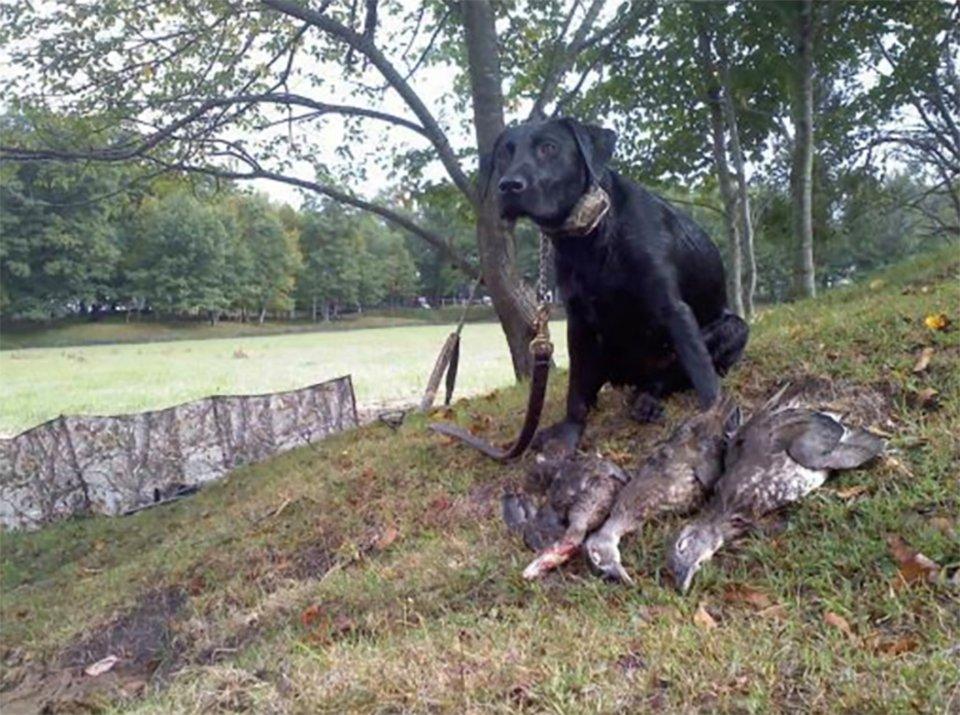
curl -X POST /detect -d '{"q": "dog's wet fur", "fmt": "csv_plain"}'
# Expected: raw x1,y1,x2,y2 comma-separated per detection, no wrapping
483,118,748,452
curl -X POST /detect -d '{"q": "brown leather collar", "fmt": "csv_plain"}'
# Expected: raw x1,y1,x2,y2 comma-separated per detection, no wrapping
539,184,611,239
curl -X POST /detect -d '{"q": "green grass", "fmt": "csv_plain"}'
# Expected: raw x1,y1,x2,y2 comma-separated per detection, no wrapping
0,320,570,436
1,248,958,713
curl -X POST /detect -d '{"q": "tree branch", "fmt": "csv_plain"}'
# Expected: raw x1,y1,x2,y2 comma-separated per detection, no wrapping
528,0,605,121
0,93,430,163
167,162,479,279
260,0,475,205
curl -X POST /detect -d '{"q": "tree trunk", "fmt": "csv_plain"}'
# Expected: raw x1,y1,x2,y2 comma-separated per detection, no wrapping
792,0,816,299
322,301,331,322
461,0,538,379
696,22,744,318
716,37,756,319
258,304,267,324
311,296,318,323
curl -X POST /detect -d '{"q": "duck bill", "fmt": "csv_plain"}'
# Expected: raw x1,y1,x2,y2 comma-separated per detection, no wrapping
600,562,634,585
522,540,580,580
672,565,696,594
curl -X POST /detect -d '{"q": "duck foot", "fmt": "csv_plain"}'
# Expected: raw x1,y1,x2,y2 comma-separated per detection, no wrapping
522,540,581,579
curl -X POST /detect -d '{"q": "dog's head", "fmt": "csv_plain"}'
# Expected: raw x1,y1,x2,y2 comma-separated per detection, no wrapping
480,118,616,226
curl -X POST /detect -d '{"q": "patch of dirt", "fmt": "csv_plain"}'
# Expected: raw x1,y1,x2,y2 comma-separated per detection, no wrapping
59,586,188,676
1,586,186,714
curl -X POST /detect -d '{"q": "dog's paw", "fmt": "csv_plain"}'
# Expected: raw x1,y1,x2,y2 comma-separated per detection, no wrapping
531,420,582,457
630,393,665,424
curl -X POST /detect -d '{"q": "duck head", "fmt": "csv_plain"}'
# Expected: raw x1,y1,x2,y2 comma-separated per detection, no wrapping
585,531,634,585
666,519,726,593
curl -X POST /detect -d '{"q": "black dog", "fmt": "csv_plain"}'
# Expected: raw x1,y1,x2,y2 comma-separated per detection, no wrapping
486,118,748,453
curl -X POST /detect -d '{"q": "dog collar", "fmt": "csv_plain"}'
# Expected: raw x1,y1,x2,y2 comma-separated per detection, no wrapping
540,184,611,239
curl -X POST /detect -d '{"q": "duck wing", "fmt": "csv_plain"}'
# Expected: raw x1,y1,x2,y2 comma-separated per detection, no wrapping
786,413,884,470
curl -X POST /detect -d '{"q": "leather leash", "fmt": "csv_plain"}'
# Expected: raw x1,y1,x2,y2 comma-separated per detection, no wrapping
428,232,554,462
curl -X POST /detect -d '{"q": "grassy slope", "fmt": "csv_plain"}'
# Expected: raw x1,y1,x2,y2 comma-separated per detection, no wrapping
0,322,570,436
1,250,958,713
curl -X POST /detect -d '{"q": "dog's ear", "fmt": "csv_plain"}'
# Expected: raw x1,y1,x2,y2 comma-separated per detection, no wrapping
560,118,617,185
478,132,506,202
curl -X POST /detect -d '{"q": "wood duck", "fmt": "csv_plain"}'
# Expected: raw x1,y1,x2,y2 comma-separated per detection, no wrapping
519,455,630,579
666,386,884,593
583,395,741,583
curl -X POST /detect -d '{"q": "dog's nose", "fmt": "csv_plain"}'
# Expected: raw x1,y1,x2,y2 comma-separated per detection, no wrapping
498,176,527,194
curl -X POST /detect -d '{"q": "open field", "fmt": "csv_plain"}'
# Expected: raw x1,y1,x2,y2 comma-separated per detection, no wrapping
1,249,958,713
0,320,569,436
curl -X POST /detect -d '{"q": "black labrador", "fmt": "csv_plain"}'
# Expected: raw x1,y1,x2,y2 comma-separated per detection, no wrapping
486,117,748,453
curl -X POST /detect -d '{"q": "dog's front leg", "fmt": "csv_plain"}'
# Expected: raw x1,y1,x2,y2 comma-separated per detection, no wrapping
650,281,720,409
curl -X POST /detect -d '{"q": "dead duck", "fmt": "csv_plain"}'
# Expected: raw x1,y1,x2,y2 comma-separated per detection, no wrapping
584,395,741,584
520,455,630,579
666,386,885,593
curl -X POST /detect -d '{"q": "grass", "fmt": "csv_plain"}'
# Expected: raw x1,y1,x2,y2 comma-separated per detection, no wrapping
0,320,570,436
1,248,958,713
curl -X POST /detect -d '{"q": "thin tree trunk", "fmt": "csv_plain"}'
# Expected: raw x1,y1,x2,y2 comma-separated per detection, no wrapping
311,296,318,323
716,36,756,319
258,305,267,324
792,0,816,299
462,0,537,379
696,22,744,318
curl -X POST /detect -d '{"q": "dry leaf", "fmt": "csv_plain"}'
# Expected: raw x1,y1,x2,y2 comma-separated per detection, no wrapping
929,516,956,538
722,584,772,610
912,347,935,373
84,655,118,677
823,611,854,638
834,485,869,500
872,634,919,656
869,279,885,291
886,534,940,586
913,387,940,408
693,602,718,630
757,604,789,620
300,604,323,628
923,313,951,331
375,526,399,550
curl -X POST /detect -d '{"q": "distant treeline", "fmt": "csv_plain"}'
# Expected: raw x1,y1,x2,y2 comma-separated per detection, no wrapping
0,150,478,323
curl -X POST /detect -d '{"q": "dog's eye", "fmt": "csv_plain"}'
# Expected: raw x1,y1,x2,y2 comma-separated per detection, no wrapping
536,141,557,159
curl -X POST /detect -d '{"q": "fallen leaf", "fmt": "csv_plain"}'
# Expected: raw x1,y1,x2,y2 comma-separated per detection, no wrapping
884,454,915,477
823,611,854,638
929,516,956,538
757,604,789,620
834,485,869,500
923,313,951,331
871,634,919,656
869,279,885,291
375,526,399,550
693,602,718,630
300,604,323,628
428,495,453,511
721,584,772,610
912,347,935,373
886,534,940,586
84,655,118,677
913,387,940,408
